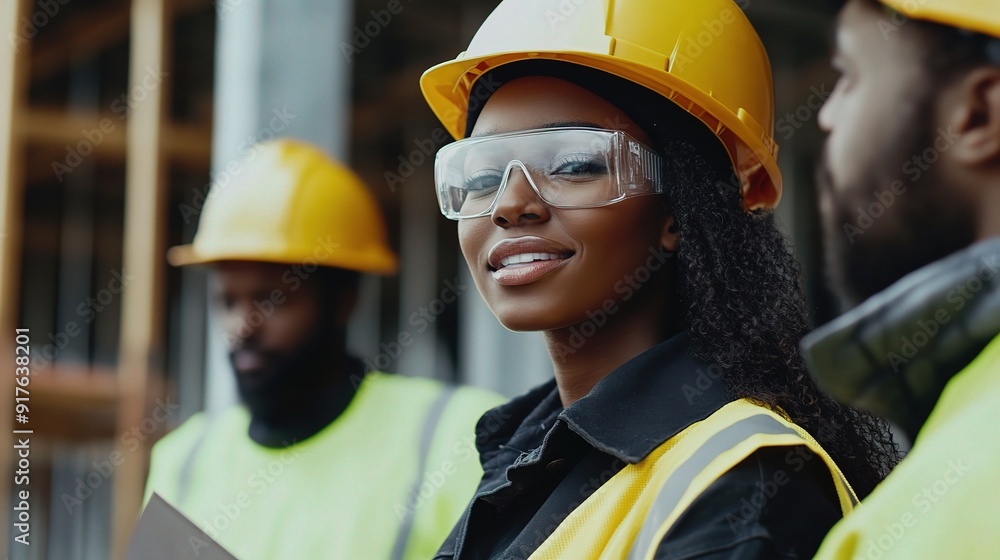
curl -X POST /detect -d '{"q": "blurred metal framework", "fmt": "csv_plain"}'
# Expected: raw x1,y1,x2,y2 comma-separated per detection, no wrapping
1,0,210,556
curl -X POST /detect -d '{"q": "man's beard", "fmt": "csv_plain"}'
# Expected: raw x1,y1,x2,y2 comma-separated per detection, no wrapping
229,320,345,420
818,123,976,309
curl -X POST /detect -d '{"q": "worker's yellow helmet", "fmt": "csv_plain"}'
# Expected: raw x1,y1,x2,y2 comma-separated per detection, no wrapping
167,139,398,274
420,0,780,210
879,0,1000,39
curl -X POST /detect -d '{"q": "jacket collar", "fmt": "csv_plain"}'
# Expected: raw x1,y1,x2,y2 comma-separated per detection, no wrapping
802,237,1000,441
477,332,732,466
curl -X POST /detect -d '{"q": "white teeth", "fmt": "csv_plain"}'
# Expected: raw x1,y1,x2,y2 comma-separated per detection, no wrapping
499,253,562,268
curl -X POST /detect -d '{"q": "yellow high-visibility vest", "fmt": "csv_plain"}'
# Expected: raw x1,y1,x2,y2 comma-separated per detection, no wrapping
529,399,858,560
814,334,1000,559
142,373,504,560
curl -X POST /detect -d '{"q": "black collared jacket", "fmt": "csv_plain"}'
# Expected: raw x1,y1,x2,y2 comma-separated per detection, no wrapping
436,333,841,560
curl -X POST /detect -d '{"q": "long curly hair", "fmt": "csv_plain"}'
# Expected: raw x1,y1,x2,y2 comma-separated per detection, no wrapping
470,60,901,497
641,79,900,498
663,138,900,497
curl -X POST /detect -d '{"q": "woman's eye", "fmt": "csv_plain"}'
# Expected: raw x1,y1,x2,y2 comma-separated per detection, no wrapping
464,170,503,198
551,155,608,177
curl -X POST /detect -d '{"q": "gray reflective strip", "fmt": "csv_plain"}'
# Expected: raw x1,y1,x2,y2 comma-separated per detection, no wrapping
177,419,213,507
627,414,803,560
390,386,457,560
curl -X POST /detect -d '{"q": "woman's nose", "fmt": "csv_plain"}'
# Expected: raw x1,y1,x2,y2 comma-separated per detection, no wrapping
490,163,551,227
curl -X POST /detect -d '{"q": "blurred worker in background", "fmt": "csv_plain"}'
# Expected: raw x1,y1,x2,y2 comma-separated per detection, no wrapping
143,139,503,559
804,0,1000,557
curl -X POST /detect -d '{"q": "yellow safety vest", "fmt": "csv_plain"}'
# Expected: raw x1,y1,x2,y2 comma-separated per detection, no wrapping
814,334,1000,559
529,399,858,560
143,373,504,560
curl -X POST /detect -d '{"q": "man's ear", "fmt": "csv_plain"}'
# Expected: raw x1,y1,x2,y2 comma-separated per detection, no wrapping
946,67,1000,166
660,213,680,253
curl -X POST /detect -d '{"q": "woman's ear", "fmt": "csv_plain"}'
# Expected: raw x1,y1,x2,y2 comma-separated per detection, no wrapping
661,213,680,253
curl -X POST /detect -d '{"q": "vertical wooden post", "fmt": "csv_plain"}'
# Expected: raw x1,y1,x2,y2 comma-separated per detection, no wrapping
0,0,30,549
111,0,169,556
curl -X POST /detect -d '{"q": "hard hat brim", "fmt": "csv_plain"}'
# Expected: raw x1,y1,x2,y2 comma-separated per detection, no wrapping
420,51,781,210
166,244,204,267
165,243,399,275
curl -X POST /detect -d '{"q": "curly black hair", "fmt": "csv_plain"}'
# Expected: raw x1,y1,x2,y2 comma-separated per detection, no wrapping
470,60,901,497
640,77,901,498
663,139,901,497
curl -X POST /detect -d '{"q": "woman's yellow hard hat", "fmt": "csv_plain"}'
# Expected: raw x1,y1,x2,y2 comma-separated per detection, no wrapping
421,0,781,210
167,139,398,275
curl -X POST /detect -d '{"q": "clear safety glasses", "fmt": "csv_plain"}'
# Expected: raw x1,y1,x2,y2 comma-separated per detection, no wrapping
434,127,665,220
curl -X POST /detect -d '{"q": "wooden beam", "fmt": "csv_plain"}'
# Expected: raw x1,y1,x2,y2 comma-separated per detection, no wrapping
25,366,169,443
164,119,213,167
17,107,212,168
20,107,129,153
0,0,31,549
111,0,170,556
30,366,119,441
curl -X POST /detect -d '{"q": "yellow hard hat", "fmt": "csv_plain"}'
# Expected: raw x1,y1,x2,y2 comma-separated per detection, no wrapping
420,0,781,210
879,0,1000,39
167,139,398,274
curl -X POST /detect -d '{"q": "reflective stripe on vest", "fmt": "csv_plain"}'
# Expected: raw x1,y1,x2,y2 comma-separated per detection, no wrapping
176,386,458,560
627,414,858,560
391,386,457,560
177,416,214,507
527,400,859,560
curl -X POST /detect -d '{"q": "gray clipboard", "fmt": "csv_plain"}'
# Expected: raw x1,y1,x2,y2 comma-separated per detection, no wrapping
125,493,239,560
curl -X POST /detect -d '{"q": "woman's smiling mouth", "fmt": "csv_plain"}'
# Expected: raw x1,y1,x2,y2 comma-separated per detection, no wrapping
488,237,575,286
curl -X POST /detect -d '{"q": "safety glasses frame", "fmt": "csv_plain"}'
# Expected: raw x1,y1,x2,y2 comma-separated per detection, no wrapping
433,127,665,220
